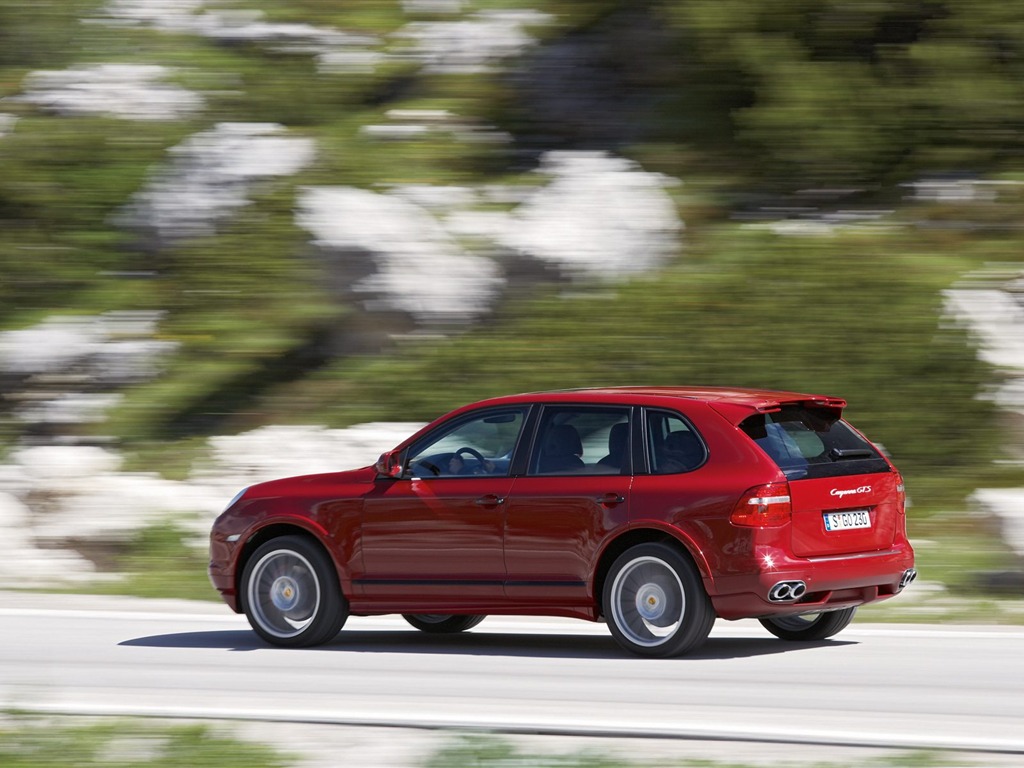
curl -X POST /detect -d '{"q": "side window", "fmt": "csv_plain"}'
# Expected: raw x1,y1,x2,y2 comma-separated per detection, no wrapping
645,409,706,474
406,407,527,478
528,406,631,476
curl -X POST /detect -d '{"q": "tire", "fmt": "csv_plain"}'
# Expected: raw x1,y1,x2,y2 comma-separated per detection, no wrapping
241,535,348,647
603,542,715,658
759,607,857,641
401,614,486,633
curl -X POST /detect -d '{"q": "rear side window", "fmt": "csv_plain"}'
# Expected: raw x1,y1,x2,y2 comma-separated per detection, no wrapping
645,409,706,474
740,405,890,480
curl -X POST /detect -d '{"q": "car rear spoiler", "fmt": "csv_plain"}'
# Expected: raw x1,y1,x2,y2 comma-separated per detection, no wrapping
709,396,846,426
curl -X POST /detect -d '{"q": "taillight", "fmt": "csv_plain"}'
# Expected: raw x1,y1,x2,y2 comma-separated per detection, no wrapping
731,482,792,527
895,475,906,516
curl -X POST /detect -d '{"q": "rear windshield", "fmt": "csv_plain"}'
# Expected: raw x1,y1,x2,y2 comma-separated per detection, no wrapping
739,405,891,480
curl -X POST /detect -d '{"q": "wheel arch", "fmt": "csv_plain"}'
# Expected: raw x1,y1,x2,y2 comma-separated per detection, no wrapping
235,522,344,609
592,527,712,617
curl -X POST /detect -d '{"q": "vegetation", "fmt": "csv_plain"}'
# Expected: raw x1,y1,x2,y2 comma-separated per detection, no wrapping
0,717,289,768
0,722,974,768
425,735,963,768
2,0,1024,591
73,522,217,602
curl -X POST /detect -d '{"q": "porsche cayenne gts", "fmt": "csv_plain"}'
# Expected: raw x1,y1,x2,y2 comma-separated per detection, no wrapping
209,387,916,657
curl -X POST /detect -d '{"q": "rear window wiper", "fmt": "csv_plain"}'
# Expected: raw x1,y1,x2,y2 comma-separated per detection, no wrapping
829,447,875,461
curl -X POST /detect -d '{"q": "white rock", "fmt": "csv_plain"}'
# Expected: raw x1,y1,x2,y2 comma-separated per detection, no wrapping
945,284,1024,413
32,472,208,541
402,0,465,13
0,313,177,425
0,492,96,585
395,10,552,74
318,49,385,74
122,123,316,240
100,1,382,75
200,422,424,490
0,113,17,138
0,316,104,374
0,493,32,545
496,151,683,278
13,393,123,425
297,186,503,322
972,488,1024,559
19,63,204,121
13,445,125,482
100,0,206,31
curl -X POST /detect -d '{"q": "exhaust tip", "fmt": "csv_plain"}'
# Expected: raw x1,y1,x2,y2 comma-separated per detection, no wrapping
768,580,807,603
899,569,917,591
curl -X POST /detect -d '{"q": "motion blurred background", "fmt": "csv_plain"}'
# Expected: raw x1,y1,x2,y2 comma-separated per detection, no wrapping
0,0,1022,611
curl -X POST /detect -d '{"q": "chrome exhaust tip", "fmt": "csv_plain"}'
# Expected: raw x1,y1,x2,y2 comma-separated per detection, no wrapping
768,580,807,603
899,569,917,591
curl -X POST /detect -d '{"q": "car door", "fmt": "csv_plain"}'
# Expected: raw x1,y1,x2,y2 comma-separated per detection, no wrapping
502,405,633,605
358,406,528,605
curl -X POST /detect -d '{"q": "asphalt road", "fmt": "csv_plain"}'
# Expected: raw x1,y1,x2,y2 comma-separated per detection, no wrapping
1,592,1022,763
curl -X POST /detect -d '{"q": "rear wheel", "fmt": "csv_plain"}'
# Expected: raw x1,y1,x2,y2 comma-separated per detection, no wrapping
759,607,857,641
402,614,485,633
241,535,347,647
603,543,715,657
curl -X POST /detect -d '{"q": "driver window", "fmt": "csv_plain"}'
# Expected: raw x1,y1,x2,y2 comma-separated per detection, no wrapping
406,408,527,478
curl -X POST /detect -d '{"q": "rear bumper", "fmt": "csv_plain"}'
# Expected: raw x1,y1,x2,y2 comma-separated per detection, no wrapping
708,544,915,620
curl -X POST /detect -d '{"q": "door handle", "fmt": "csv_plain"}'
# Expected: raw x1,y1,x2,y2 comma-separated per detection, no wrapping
597,493,625,506
475,494,505,508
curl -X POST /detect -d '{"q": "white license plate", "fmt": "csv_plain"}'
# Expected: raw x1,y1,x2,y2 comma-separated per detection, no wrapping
823,510,871,531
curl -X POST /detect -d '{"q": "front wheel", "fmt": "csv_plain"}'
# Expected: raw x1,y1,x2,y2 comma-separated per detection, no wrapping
402,614,485,633
759,607,857,641
603,543,715,657
241,535,348,647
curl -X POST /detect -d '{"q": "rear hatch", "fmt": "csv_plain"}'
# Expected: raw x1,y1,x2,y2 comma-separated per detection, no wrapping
739,404,899,557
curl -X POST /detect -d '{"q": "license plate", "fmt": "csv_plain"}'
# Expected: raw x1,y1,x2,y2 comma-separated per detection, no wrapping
823,510,871,531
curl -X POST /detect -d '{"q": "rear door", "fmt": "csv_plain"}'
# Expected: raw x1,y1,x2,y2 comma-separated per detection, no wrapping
740,405,899,557
502,405,633,604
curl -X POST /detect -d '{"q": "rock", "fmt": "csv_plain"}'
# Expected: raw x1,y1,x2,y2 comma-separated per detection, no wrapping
0,492,95,585
496,151,683,279
18,63,204,121
119,123,316,242
296,186,503,323
971,488,1024,561
0,113,17,138
395,10,553,75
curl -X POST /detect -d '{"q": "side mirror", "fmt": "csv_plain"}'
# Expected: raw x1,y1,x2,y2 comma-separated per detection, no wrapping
374,450,404,479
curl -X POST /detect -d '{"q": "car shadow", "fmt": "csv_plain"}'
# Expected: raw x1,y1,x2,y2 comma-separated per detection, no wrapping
120,629,855,660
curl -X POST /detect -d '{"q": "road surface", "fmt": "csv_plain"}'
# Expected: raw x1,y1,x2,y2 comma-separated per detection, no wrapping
1,592,1022,764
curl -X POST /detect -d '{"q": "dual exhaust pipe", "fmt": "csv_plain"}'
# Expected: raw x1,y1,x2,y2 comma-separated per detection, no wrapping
769,569,917,603
768,580,807,603
899,568,917,591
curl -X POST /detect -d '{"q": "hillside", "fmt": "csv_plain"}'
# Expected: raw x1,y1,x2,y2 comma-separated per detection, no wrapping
1,0,1023,599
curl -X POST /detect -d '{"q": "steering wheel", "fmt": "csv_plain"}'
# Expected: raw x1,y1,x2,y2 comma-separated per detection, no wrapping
454,446,488,473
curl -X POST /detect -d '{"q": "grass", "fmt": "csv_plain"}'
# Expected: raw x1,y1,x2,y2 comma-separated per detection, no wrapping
0,717,290,768
0,722,985,768
67,521,218,603
424,735,969,768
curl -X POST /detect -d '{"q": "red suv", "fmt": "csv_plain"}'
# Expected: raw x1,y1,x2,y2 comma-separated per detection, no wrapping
209,387,916,657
